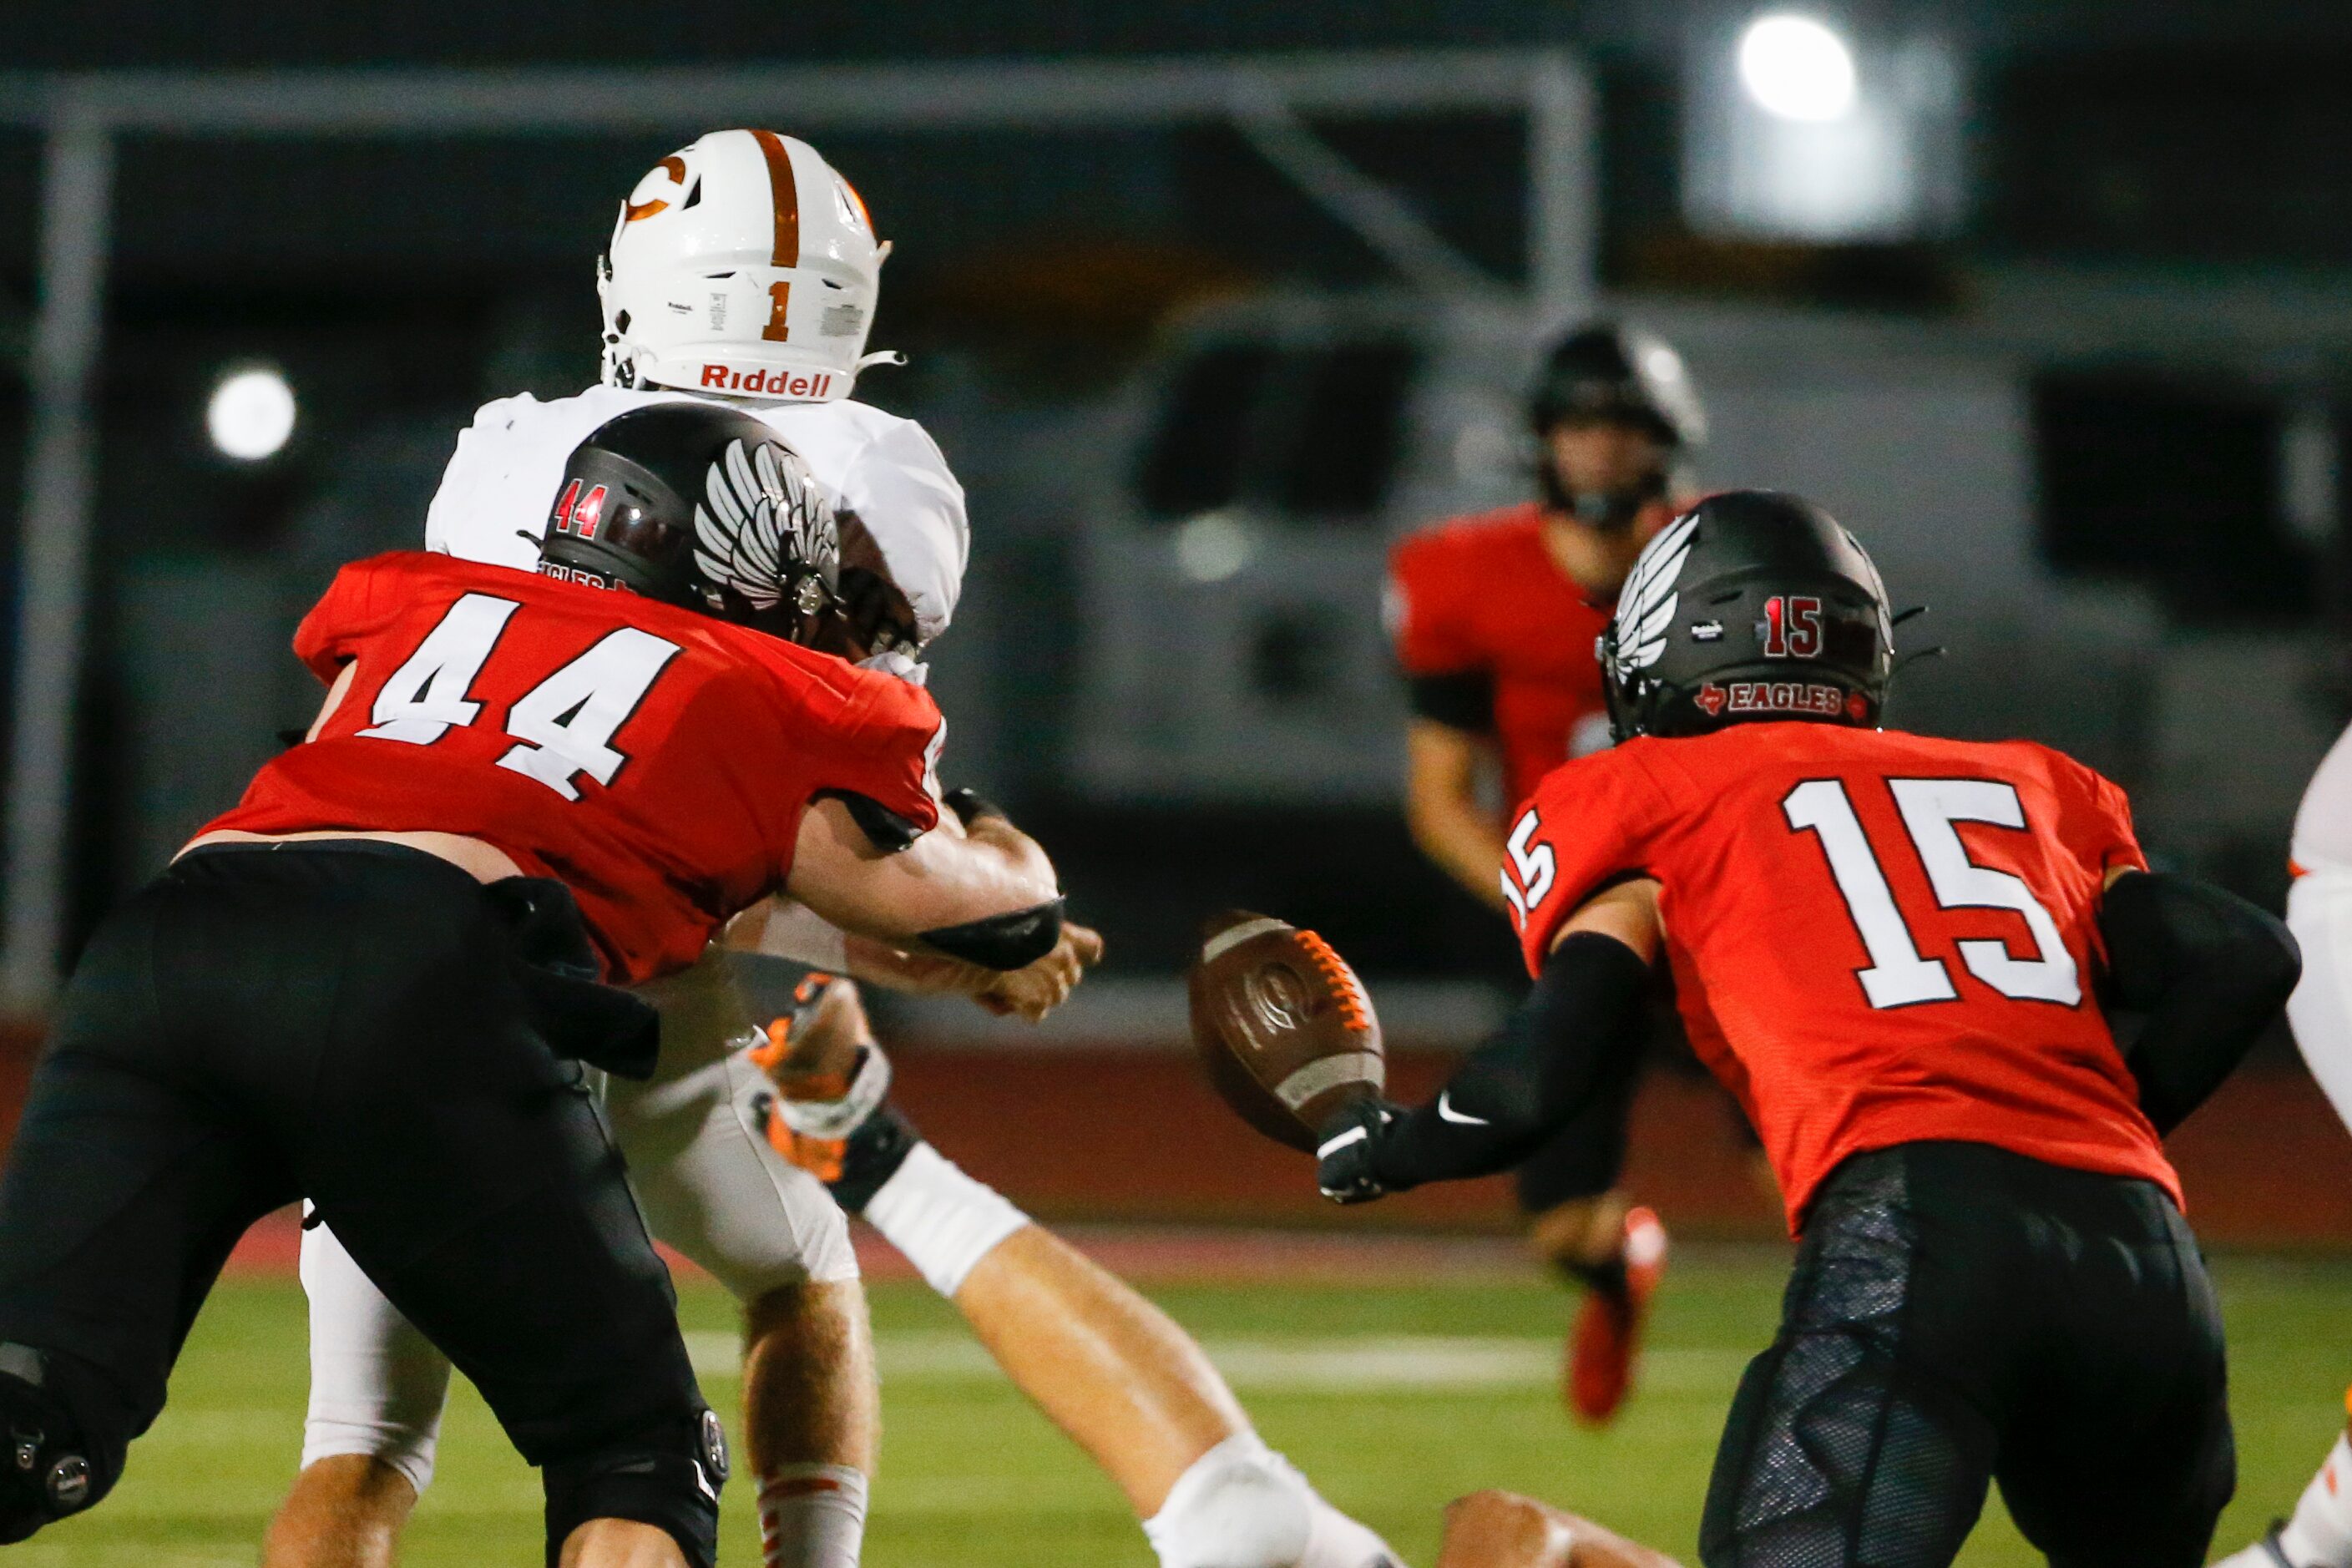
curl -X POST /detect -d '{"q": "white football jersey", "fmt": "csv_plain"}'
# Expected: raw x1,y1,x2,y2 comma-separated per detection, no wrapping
2296,724,2352,874
422,385,969,644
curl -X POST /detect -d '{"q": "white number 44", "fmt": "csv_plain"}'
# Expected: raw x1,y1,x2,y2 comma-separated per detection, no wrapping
357,592,680,801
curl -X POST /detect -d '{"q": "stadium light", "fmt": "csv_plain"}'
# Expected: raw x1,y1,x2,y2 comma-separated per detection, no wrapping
1176,512,1255,583
205,365,297,462
1737,13,1858,123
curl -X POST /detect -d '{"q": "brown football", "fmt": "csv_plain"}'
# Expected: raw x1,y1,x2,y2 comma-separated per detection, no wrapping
1187,909,1384,1152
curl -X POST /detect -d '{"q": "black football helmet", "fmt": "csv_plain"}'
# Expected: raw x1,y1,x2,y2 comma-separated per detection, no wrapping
539,402,840,644
1599,490,1895,741
1529,323,1706,448
1528,322,1706,530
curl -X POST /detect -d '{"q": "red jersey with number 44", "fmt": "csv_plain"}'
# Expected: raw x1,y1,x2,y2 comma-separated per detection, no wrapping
1505,722,2176,1230
205,552,943,985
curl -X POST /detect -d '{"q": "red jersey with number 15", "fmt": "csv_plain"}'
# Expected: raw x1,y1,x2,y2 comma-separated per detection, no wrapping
1506,722,2176,1230
205,552,943,985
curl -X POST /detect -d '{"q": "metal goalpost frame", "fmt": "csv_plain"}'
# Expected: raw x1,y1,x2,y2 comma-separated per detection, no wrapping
0,48,1596,1010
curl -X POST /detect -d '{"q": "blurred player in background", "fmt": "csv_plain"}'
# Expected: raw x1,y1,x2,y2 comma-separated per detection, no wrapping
1383,322,1701,1423
744,969,1407,1568
2213,726,2352,1568
1328,492,2299,1565
265,129,1075,1568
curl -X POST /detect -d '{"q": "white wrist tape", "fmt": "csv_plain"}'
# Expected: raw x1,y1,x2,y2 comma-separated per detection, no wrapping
772,1043,893,1141
862,1141,1030,1298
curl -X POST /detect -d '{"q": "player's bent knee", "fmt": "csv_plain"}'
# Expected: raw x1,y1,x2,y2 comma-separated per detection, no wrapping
1144,1434,1314,1568
541,1408,728,1568
0,1344,129,1542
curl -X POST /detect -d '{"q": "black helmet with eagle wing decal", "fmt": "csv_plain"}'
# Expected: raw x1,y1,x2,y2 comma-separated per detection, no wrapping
1599,490,1894,741
538,402,841,645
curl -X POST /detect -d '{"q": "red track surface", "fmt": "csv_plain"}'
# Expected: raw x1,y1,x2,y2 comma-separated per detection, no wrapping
1,1025,2344,1277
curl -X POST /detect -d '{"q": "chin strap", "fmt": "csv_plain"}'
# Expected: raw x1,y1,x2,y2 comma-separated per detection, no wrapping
856,349,908,372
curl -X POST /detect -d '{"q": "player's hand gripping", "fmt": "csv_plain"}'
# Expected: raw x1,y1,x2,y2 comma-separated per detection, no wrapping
1316,1099,1404,1205
974,919,1104,1019
848,919,1104,1021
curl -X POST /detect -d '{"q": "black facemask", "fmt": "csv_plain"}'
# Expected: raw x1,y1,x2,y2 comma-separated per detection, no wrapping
1539,461,1670,533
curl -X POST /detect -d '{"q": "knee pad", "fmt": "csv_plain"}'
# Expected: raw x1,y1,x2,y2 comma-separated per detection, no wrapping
0,1344,126,1543
1144,1432,1314,1568
541,1407,727,1568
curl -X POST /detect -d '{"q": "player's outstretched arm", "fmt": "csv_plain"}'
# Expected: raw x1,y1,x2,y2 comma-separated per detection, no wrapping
787,795,1064,971
2100,868,2301,1134
1321,881,1660,1203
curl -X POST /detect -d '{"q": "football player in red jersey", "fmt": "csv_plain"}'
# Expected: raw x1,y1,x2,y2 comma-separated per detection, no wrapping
1325,492,2300,1565
1384,322,1704,1424
0,402,1072,1567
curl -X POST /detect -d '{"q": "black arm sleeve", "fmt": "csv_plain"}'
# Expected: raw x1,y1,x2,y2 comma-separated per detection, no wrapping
2100,870,2300,1136
1405,670,1496,734
1372,933,1651,1191
814,789,926,854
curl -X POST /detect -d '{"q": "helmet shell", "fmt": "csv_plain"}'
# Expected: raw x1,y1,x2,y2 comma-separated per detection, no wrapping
1529,322,1707,449
1600,490,1894,741
539,403,841,644
599,130,883,402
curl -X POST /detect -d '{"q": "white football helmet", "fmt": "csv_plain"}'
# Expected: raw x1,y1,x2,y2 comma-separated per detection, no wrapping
599,129,897,403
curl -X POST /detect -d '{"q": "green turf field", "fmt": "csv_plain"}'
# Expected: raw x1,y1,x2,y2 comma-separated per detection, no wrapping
18,1246,2351,1565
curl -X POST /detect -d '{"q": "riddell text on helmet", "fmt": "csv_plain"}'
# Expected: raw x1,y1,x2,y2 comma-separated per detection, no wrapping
1695,680,1862,719
701,365,834,397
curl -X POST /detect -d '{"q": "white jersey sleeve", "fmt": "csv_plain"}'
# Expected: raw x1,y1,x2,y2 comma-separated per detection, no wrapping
756,400,969,645
2296,723,2352,873
422,387,658,569
422,388,969,647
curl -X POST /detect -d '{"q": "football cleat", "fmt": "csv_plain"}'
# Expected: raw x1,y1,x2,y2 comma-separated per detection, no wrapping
1565,1206,1668,1427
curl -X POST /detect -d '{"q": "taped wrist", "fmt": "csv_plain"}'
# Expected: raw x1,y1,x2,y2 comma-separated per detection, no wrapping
919,898,1064,971
2100,870,2300,1135
1374,933,1650,1191
541,1409,727,1568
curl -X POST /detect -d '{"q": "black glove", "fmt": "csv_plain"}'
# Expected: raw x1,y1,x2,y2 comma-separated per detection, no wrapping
1316,1099,1404,1205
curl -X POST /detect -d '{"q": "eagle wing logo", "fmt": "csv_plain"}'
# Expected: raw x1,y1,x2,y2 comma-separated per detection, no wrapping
693,438,839,610
1610,510,1699,680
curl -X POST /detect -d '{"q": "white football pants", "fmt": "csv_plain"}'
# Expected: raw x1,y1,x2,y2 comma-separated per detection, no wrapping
299,1009,857,1491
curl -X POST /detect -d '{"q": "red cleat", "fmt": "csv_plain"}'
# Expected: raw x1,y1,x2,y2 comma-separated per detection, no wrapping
1565,1206,1669,1425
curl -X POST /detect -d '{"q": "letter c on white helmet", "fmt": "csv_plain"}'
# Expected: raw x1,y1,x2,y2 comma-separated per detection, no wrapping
599,129,892,403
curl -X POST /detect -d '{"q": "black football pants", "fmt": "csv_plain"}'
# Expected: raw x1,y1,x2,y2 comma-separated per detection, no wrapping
0,842,712,1554
1700,1141,2233,1568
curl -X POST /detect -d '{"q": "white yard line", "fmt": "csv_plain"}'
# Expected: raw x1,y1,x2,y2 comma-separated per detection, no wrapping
685,1330,1750,1393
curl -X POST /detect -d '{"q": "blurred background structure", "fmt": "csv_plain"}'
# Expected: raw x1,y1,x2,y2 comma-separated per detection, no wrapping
8,1,2352,1239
